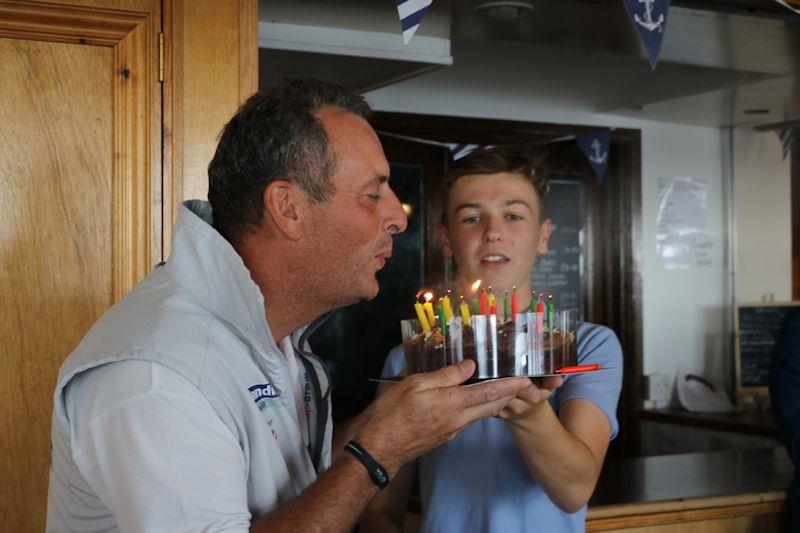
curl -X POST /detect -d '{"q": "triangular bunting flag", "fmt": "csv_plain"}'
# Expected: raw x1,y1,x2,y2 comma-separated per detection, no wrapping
577,129,612,183
777,127,795,160
396,0,433,45
774,0,800,14
622,0,671,69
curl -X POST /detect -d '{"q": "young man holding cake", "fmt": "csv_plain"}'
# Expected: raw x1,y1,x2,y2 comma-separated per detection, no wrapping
362,147,624,532
46,80,534,532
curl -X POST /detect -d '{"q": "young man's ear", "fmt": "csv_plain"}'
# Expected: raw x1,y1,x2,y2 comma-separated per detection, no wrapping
263,181,307,241
537,219,553,254
437,223,453,259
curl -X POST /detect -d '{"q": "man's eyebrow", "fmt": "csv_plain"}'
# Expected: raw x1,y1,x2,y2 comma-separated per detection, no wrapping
505,199,533,210
454,202,482,212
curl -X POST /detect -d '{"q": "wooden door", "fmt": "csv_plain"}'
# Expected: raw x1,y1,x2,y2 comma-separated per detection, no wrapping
0,1,161,530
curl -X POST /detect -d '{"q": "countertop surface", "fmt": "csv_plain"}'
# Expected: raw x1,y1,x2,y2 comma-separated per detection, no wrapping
589,447,793,508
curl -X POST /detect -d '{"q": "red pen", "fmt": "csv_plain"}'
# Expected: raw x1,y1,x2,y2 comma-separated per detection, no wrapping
556,364,601,374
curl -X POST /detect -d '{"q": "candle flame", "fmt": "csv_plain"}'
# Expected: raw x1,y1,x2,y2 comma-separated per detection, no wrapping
471,279,482,292
424,291,434,303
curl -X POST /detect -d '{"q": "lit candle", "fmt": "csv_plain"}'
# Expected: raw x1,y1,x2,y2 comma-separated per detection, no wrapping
547,294,555,331
414,298,432,333
503,290,511,322
459,295,471,324
487,286,496,308
511,285,519,317
443,290,455,321
423,292,436,326
470,280,482,315
479,288,488,315
536,294,545,314
530,290,536,312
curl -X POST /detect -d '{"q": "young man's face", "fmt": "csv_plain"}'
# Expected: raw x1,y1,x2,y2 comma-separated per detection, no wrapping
441,172,551,298
309,107,407,305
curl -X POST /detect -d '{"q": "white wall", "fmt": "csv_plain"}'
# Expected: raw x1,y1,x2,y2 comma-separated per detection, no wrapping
365,41,730,384
732,127,792,304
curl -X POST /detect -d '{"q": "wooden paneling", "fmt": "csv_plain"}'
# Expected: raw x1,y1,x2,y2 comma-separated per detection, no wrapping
162,0,258,255
0,1,160,530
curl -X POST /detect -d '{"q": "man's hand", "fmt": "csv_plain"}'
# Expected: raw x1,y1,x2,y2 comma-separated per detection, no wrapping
354,360,530,475
497,376,563,424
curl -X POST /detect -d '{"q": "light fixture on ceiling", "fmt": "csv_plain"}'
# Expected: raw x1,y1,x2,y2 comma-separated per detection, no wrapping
474,0,535,21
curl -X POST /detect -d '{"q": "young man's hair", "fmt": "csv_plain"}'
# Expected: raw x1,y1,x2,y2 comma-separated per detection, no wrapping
440,146,550,225
208,78,372,245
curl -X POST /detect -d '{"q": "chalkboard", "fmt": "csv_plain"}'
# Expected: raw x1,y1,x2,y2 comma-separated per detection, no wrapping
735,303,800,391
531,177,583,317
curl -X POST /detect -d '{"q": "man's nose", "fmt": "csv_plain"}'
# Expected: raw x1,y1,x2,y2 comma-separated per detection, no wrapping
484,216,502,242
384,189,408,235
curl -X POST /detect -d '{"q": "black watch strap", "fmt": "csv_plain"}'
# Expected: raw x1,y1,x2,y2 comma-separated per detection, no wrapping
344,441,390,489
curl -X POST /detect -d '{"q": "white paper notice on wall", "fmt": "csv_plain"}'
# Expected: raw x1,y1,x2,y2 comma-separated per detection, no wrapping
657,177,716,269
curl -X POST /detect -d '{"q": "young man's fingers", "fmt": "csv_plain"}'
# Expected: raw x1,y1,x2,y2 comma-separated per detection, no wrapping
458,377,531,408
459,395,518,425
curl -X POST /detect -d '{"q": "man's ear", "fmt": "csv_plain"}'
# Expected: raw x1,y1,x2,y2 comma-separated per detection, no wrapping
263,181,306,241
537,218,553,254
438,223,454,259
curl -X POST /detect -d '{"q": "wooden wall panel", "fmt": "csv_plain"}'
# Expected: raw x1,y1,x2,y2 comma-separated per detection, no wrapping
0,1,161,530
162,0,258,254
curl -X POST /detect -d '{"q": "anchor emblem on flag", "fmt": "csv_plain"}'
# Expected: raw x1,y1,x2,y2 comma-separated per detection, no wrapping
588,138,608,165
622,0,671,69
577,129,612,184
635,0,664,32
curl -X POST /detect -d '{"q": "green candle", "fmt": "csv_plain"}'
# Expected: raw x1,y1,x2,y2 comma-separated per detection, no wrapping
503,291,511,322
437,304,447,336
547,294,555,331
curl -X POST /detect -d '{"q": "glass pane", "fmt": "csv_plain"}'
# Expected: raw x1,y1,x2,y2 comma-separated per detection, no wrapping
530,175,584,319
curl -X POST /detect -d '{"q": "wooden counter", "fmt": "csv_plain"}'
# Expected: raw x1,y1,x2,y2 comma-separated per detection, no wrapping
587,448,793,531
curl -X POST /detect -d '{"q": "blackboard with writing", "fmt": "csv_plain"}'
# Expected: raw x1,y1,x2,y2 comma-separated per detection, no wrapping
736,304,799,389
531,178,583,318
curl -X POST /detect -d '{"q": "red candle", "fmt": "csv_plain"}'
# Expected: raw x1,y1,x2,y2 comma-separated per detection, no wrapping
489,303,497,316
479,288,488,315
536,300,545,314
511,285,519,317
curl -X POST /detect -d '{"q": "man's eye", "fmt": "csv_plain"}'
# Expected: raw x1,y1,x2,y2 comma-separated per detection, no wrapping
366,193,380,201
461,215,480,224
506,213,524,221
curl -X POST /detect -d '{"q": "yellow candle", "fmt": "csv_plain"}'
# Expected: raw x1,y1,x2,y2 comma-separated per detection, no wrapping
443,291,455,321
459,295,471,324
487,286,496,308
422,292,436,326
414,302,432,333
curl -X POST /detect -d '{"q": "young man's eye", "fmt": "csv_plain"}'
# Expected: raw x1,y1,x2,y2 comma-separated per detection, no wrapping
366,193,380,201
461,215,480,224
506,213,524,221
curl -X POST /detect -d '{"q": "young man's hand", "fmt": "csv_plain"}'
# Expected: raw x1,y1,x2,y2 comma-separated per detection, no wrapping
354,360,531,475
496,376,563,424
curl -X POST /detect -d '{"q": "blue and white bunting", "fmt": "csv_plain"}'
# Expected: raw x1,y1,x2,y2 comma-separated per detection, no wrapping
396,0,433,45
446,143,486,161
577,129,612,184
622,0,671,70
774,0,800,14
777,127,795,160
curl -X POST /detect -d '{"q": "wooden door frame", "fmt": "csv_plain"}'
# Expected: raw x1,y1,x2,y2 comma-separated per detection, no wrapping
371,111,644,457
0,0,162,298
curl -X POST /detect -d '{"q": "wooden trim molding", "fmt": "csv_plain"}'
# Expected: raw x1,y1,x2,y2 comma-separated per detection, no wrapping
587,491,787,531
1,1,161,300
0,1,146,46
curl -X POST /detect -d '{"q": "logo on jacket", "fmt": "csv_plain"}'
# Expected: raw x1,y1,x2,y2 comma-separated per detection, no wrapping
249,382,280,411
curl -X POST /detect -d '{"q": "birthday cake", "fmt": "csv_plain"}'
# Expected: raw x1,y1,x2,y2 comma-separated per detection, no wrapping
401,285,577,380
